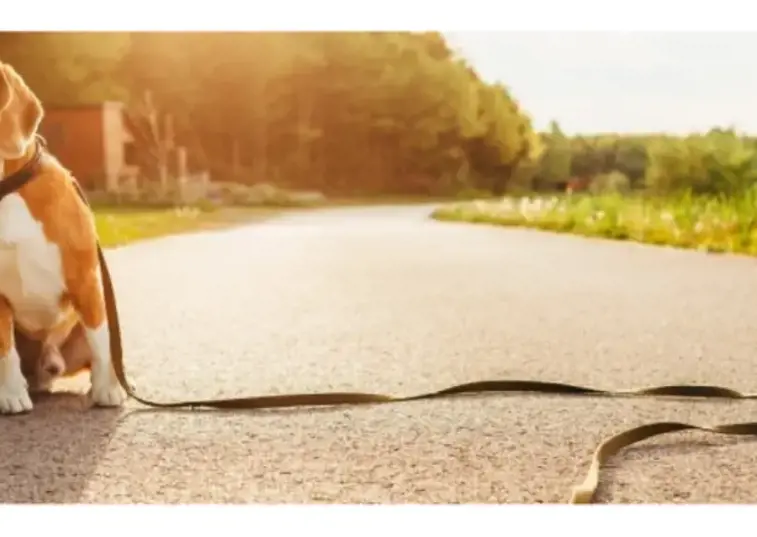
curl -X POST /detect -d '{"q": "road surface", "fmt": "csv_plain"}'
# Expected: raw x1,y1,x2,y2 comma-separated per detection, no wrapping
3,204,757,504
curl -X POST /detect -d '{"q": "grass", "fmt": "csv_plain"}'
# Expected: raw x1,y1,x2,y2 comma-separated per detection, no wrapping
92,205,281,248
431,192,757,256
88,192,486,249
91,195,456,248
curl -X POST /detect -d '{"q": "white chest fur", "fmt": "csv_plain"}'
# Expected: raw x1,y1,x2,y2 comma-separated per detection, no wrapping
0,192,67,333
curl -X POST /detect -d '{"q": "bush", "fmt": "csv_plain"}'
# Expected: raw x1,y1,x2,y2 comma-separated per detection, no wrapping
206,181,328,208
455,186,493,200
432,191,757,256
588,171,631,195
645,131,757,196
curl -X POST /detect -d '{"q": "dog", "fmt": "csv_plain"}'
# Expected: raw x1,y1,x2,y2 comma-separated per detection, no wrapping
0,61,126,414
18,322,93,394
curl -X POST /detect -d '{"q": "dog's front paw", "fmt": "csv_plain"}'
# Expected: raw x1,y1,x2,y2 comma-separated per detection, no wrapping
0,380,33,414
90,380,127,408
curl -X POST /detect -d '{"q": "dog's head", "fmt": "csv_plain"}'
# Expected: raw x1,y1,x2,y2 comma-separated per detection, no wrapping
18,323,93,394
26,343,68,393
0,62,44,161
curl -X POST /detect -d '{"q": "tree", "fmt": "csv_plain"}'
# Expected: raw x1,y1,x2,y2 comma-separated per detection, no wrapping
532,120,572,190
1,31,542,196
0,32,131,104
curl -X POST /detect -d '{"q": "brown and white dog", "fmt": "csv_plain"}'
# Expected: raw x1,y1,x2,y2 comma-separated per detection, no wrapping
18,322,93,394
0,61,126,414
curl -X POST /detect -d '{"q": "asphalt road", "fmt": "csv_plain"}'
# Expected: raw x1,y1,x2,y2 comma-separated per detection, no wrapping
3,203,757,504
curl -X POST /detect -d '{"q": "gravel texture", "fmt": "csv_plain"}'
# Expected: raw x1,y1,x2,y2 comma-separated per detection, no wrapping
2,204,757,504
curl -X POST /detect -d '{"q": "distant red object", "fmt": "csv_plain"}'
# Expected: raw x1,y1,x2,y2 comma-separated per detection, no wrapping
566,177,589,192
38,102,138,191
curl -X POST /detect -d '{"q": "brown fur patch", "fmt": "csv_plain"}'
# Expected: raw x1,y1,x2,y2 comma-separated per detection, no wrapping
58,322,92,376
4,146,105,331
0,68,12,111
0,296,12,357
46,308,80,348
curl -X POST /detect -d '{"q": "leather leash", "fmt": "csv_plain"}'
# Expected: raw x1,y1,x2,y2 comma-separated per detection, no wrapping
6,136,757,504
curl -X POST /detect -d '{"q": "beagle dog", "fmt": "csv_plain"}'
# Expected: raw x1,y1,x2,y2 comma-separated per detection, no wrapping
0,61,126,414
18,322,92,394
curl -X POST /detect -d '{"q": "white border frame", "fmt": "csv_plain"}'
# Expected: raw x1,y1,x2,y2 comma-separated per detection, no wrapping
1,1,756,531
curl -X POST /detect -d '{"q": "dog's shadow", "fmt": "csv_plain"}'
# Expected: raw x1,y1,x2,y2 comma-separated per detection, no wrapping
0,376,122,503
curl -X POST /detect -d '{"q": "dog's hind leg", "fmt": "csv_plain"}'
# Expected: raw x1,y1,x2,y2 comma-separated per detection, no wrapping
69,270,126,408
0,296,32,414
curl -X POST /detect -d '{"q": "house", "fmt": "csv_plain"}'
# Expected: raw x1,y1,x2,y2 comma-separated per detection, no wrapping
38,101,140,192
38,99,211,203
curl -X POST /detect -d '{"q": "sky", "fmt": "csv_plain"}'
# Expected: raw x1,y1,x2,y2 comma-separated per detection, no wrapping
443,31,757,136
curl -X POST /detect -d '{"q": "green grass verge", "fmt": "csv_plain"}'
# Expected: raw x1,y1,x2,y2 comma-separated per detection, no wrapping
90,194,476,249
91,195,454,248
92,205,281,248
431,193,757,256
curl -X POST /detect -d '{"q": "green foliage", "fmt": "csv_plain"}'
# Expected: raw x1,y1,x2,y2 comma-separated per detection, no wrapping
5,32,756,202
434,124,757,256
589,171,631,195
645,131,757,196
0,32,131,104
433,190,757,256
0,31,540,197
535,120,572,190
517,125,757,201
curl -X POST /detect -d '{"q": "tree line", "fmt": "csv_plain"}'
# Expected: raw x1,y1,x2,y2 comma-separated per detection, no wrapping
524,122,757,198
0,32,753,199
0,32,542,196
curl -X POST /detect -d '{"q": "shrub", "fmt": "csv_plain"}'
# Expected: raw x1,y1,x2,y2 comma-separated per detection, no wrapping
431,191,757,256
588,171,631,195
645,131,757,196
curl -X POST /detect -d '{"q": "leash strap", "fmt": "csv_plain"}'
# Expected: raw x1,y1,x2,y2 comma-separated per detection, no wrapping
5,138,755,504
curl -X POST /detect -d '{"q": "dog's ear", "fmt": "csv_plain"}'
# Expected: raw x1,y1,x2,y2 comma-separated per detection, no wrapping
4,62,44,141
0,66,13,112
0,62,44,159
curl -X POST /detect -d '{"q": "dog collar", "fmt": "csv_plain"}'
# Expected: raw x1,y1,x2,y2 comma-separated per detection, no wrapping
0,134,47,202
